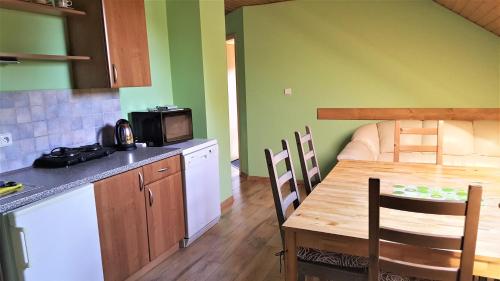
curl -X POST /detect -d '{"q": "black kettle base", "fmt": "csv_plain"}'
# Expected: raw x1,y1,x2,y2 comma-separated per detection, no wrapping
116,144,137,151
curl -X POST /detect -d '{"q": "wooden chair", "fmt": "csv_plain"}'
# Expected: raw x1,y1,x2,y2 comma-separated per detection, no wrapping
295,126,322,195
368,178,482,281
265,139,301,246
265,140,367,281
394,120,444,164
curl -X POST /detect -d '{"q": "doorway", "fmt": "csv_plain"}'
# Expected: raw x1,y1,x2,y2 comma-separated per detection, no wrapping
226,36,239,171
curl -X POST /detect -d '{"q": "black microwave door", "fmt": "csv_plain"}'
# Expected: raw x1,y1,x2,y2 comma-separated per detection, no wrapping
132,113,164,146
163,111,193,143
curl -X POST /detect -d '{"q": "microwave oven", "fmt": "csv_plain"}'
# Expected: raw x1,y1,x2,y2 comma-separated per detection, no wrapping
131,108,193,146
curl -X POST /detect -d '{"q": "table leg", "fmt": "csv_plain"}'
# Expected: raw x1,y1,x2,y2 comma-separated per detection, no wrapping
285,230,297,281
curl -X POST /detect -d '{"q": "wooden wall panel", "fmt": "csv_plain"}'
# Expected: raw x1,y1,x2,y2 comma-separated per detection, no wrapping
317,108,500,120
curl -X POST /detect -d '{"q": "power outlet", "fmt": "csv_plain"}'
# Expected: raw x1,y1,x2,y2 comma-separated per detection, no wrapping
0,133,13,148
284,88,292,96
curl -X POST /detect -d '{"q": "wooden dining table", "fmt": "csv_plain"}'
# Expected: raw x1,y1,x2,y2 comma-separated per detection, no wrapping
282,160,500,280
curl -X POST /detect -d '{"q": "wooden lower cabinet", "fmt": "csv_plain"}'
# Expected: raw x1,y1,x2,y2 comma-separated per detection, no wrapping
94,168,150,281
94,158,186,281
145,172,185,260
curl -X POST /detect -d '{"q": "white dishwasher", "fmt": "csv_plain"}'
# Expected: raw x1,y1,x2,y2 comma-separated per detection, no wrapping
0,184,104,281
169,139,221,247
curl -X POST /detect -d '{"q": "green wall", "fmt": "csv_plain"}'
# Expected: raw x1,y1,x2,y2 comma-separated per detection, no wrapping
227,0,500,177
167,0,232,202
0,9,71,90
167,0,207,137
199,0,232,201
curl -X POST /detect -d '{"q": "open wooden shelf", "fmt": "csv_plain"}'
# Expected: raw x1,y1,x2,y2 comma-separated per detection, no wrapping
0,0,86,16
0,52,91,61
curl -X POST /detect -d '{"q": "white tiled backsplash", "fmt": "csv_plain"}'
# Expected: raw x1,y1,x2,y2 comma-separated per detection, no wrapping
0,89,122,173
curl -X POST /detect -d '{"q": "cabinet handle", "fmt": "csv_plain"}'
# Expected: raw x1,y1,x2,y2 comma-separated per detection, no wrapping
138,172,144,191
15,227,30,269
112,64,118,84
148,188,154,206
157,167,169,173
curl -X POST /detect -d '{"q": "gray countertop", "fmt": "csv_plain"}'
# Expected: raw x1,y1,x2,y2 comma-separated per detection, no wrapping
0,146,182,213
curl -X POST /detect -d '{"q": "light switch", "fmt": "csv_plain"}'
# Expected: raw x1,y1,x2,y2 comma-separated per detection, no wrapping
284,88,292,96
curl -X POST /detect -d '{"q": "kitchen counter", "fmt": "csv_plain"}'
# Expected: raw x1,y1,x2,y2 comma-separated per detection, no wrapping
0,146,182,213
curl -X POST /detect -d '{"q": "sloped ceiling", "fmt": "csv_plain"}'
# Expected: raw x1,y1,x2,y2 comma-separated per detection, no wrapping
224,0,500,36
435,0,500,36
225,0,289,13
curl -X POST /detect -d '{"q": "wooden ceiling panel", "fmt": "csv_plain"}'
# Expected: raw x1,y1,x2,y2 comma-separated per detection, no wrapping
460,1,479,15
225,0,289,13
435,0,500,36
468,1,497,21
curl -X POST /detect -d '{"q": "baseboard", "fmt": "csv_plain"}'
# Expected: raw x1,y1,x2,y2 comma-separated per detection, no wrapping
125,243,179,281
247,175,269,183
220,195,234,213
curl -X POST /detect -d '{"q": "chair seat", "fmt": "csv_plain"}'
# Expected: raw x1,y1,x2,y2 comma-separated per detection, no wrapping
297,247,368,270
297,248,428,281
379,272,413,281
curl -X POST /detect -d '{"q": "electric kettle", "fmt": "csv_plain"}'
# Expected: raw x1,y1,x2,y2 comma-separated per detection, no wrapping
115,119,137,151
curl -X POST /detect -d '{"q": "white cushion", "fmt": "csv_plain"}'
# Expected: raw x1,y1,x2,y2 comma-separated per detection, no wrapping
442,121,474,156
474,120,500,157
351,123,379,157
377,152,436,164
472,155,500,168
338,140,377,161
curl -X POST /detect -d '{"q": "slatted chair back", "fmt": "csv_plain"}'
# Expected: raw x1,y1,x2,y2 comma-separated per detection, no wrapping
368,178,482,281
294,126,322,195
394,120,444,165
265,140,301,247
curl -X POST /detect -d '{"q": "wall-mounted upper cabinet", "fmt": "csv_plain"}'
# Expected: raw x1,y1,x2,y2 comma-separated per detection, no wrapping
67,0,151,89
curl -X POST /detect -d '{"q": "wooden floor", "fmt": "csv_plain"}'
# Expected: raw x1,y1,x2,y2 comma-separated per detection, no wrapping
138,167,285,281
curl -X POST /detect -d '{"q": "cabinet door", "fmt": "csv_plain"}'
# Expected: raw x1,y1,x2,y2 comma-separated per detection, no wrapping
94,168,149,281
102,0,151,88
145,172,185,260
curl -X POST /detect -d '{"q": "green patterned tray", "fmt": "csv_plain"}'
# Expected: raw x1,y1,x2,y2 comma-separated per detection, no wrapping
392,185,468,201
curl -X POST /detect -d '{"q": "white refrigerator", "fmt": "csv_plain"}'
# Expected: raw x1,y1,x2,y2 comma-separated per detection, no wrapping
0,184,104,281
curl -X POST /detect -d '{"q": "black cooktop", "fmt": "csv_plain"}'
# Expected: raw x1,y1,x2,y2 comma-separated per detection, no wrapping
33,143,116,168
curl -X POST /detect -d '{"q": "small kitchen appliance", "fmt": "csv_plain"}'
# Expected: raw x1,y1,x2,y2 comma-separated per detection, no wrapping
115,119,137,151
131,108,193,147
33,143,115,168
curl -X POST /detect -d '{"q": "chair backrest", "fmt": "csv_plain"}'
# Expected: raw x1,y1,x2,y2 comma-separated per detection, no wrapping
265,139,301,247
294,126,322,195
368,178,482,281
394,120,444,165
